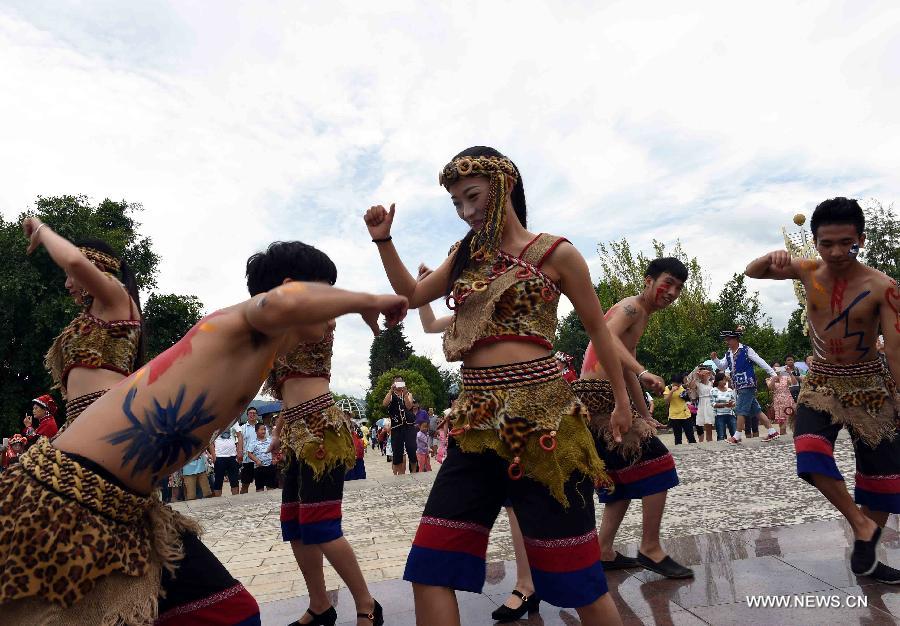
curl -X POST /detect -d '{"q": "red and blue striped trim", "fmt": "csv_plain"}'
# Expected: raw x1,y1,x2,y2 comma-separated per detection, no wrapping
280,500,343,544
599,454,679,502
155,582,260,625
794,434,843,481
403,517,491,592
524,530,608,607
855,472,900,513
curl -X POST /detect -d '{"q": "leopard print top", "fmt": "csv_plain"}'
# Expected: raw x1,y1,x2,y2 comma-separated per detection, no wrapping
263,329,334,400
45,308,141,396
443,233,566,362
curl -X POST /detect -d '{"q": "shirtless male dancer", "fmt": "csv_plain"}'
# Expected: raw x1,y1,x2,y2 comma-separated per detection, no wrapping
0,256,407,624
745,197,900,583
573,257,693,578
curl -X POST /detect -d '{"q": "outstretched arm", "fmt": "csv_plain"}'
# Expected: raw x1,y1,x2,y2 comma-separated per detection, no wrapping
745,250,802,281
23,217,130,310
363,204,455,308
554,243,631,440
244,282,408,338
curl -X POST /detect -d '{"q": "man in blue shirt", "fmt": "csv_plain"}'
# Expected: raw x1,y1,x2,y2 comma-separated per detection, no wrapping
239,407,262,494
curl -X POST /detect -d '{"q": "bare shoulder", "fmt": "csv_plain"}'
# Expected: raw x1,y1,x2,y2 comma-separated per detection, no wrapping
866,266,898,298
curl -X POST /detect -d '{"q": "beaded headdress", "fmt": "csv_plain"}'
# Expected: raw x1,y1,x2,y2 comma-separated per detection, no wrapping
79,247,121,275
439,155,518,261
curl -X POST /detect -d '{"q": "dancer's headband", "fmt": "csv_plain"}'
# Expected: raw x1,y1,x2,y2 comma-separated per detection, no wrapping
439,155,518,261
79,247,121,275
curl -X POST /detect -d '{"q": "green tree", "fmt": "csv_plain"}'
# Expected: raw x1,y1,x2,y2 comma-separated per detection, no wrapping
861,200,900,282
143,294,205,359
0,195,201,435
365,369,434,425
399,354,448,412
368,321,413,387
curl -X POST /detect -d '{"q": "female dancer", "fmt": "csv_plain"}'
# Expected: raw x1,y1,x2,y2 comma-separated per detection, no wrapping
23,217,143,430
365,146,632,625
416,263,540,623
249,241,383,626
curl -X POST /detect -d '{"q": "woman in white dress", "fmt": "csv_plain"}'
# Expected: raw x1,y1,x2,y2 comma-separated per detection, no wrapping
689,365,715,442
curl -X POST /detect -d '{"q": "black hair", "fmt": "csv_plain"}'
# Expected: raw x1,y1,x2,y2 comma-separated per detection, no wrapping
671,373,684,384
247,407,258,414
714,372,727,386
810,197,864,239
246,241,337,296
255,422,266,433
645,257,688,282
75,237,146,368
445,146,527,295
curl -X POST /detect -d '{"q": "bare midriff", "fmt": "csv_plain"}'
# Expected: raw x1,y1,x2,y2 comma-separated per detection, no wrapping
280,376,331,408
65,367,129,400
461,340,552,368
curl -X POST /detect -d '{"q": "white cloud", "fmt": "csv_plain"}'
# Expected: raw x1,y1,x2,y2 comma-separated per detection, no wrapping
2,1,898,396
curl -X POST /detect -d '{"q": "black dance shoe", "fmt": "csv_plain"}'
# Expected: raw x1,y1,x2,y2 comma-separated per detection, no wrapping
491,589,541,623
851,525,881,576
288,606,337,626
357,599,384,626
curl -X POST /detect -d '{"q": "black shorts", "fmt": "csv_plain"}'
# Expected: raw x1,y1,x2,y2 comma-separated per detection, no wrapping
254,464,277,490
213,456,239,490
240,461,255,486
391,425,418,467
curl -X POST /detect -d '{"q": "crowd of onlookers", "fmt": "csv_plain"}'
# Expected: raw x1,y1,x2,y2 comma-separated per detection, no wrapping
661,355,810,445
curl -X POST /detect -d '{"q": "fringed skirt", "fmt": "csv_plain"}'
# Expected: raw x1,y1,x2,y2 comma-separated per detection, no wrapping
0,438,200,625
448,356,608,507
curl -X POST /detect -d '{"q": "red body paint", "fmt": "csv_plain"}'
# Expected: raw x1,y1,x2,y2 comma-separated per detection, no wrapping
830,279,848,314
887,282,900,333
655,286,667,305
148,311,226,384
828,338,844,355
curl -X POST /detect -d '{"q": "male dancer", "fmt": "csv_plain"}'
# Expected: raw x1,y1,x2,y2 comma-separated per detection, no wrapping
574,257,693,578
745,197,900,583
0,272,407,623
711,328,780,443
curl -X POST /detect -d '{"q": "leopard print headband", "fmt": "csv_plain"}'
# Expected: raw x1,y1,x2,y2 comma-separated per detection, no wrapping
79,247,121,275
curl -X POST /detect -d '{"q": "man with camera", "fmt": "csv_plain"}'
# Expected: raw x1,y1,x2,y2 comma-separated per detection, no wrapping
383,375,416,475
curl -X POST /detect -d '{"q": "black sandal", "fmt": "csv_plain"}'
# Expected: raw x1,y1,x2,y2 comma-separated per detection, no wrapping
491,589,541,623
288,605,337,626
357,599,384,626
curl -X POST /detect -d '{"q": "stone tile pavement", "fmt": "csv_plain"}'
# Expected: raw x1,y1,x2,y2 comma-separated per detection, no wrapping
170,431,864,610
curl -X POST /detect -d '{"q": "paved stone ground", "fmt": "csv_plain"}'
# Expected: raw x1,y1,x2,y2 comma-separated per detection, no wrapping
171,431,859,606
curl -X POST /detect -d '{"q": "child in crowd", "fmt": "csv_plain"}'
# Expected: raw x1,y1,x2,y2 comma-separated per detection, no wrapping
248,423,277,492
415,421,431,472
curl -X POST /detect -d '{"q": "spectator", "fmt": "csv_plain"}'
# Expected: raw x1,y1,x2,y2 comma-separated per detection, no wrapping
239,407,262,494
415,421,432,472
20,414,35,440
30,395,59,442
211,423,241,496
182,452,212,500
347,425,367,481
689,366,715,442
247,423,277,492
2,434,27,469
167,471,182,502
710,372,737,440
785,356,802,401
664,374,695,444
767,366,797,436
427,407,439,451
383,376,416,474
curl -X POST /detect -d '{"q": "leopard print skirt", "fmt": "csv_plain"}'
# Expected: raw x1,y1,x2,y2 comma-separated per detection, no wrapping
796,359,900,448
56,389,107,436
451,356,609,507
0,439,200,623
280,393,355,478
570,378,657,461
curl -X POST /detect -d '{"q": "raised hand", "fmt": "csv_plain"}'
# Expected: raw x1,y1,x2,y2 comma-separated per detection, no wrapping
364,204,396,241
641,372,665,395
710,351,718,360
22,217,46,254
769,250,792,268
416,263,433,282
360,294,409,335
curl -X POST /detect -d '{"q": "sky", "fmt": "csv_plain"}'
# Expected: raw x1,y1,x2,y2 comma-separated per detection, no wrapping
2,1,899,398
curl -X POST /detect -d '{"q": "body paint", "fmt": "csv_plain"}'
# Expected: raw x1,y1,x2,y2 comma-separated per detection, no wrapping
886,282,900,333
830,279,848,315
824,291,871,359
105,385,217,483
147,310,226,384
